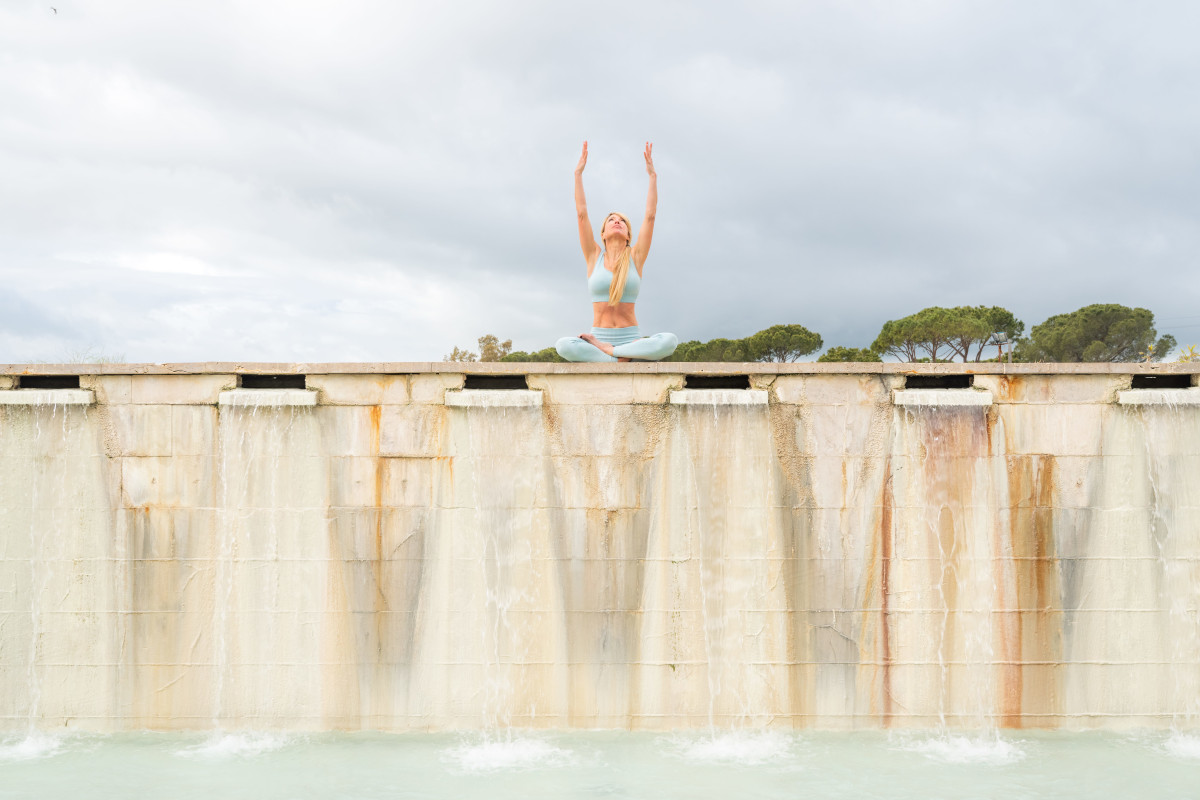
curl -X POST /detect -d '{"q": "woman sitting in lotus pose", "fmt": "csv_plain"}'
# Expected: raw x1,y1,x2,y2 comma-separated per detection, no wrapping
555,141,678,363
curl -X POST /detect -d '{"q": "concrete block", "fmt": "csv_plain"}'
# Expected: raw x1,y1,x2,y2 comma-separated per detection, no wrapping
1054,375,1125,404
0,376,13,390
380,457,437,508
107,405,174,457
82,375,131,404
529,374,678,405
773,374,893,405
378,405,446,457
171,406,217,456
327,456,382,508
410,374,463,404
307,374,410,405
317,406,383,457
131,375,234,405
1001,404,1105,456
120,456,218,508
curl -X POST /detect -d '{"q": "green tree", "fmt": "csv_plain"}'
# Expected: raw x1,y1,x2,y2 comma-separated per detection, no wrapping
873,306,1024,362
445,334,514,362
872,307,959,361
745,324,823,363
1016,304,1177,362
965,306,1025,361
944,306,1024,362
666,337,753,362
477,334,513,362
443,346,477,362
817,346,882,363
501,346,566,363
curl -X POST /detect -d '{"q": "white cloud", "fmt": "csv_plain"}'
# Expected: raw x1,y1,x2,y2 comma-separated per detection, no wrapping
2,0,1198,362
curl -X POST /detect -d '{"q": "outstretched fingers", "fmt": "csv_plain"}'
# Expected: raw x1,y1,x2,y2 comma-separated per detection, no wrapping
644,141,655,175
577,141,588,173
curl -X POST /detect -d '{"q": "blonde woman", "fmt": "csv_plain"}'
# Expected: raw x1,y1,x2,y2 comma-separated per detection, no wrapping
555,141,678,362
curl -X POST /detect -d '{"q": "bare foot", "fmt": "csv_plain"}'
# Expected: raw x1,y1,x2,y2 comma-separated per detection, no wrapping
580,333,631,361
580,333,614,356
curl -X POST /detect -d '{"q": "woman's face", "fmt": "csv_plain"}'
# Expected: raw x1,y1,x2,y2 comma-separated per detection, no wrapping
603,214,628,242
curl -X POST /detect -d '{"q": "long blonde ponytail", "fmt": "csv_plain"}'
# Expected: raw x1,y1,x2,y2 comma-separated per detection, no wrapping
602,211,634,306
608,245,633,306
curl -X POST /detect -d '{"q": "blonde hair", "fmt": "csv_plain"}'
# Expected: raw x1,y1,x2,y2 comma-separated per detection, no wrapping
601,211,633,306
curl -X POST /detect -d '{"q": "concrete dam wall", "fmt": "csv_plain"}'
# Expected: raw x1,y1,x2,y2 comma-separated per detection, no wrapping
1,363,1198,732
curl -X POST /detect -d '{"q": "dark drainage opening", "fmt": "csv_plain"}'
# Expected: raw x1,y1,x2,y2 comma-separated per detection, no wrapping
240,374,307,390
904,374,973,390
685,374,751,390
18,375,80,390
1131,374,1193,390
464,375,528,390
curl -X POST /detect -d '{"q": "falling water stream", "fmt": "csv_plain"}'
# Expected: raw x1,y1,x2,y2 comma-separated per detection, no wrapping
891,404,1016,762
0,400,111,760
669,395,788,760
1133,402,1200,749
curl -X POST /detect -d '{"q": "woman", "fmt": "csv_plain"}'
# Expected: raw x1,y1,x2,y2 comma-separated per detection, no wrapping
555,142,678,363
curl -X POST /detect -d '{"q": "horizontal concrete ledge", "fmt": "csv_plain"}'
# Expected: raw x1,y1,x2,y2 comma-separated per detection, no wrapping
4,362,1200,376
669,389,768,405
1117,388,1200,406
218,390,318,407
0,389,95,406
445,389,543,407
893,389,994,407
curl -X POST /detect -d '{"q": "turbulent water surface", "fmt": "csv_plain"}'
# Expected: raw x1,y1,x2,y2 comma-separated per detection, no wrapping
1,730,1199,799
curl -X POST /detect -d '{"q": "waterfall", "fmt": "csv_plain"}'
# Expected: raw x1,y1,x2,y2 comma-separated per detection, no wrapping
213,401,325,729
0,399,115,744
887,405,1002,730
638,393,788,730
408,396,569,731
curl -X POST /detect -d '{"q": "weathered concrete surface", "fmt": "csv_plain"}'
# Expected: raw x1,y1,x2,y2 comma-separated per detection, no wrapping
0,364,1198,733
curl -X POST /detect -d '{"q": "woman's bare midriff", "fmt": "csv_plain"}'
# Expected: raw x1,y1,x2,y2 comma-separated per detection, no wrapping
591,301,638,329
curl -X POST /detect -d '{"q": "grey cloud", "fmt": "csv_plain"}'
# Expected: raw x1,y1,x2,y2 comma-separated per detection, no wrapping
1,0,1198,361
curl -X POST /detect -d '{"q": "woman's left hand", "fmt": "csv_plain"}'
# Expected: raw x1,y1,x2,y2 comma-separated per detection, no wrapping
644,142,655,177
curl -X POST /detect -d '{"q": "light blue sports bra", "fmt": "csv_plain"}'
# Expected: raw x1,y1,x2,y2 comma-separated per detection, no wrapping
588,251,641,304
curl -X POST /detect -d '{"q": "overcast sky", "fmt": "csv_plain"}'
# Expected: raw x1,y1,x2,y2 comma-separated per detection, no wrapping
2,0,1199,363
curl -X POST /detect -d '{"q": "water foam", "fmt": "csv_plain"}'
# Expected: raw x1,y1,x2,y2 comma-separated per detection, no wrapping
1163,732,1200,759
896,733,1025,765
0,732,63,761
664,730,796,766
442,736,575,773
176,732,291,759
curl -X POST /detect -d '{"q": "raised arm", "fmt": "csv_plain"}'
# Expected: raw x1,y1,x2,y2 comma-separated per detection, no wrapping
631,142,656,271
575,142,600,267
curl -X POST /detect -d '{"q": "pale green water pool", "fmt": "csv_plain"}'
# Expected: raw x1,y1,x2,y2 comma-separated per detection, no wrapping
2,730,1199,799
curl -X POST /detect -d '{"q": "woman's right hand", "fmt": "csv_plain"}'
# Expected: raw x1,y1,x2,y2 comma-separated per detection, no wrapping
575,141,588,174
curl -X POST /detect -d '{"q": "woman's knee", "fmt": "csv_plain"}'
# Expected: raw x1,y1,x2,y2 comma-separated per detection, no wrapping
647,332,678,359
557,336,613,363
556,337,582,360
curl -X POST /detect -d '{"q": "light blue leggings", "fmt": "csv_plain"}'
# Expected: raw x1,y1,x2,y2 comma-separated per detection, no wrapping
556,327,678,363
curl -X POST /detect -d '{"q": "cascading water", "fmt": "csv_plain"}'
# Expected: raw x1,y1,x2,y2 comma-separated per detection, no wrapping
887,403,1018,760
0,399,115,757
411,392,568,766
1130,403,1200,737
641,391,788,757
209,400,324,742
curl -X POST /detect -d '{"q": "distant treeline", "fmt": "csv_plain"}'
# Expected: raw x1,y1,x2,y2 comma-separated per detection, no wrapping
446,304,1191,363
